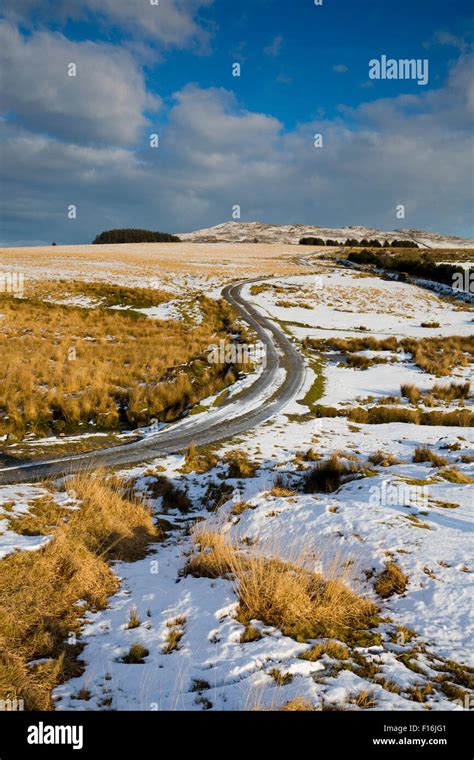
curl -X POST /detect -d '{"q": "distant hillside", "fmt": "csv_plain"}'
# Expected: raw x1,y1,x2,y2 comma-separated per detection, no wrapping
93,229,181,244
177,221,473,249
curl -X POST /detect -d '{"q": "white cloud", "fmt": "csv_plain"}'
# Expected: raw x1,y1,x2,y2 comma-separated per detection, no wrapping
424,30,472,54
264,36,284,57
1,44,473,244
333,64,349,73
0,0,214,50
0,21,160,145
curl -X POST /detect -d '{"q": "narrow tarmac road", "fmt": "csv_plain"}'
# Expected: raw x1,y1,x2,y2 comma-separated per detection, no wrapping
0,278,307,484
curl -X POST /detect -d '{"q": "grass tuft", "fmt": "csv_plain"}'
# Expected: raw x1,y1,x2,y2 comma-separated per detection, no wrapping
186,529,379,644
374,561,409,599
0,472,159,709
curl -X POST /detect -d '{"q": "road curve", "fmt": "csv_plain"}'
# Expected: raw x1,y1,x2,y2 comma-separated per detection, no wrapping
0,278,307,485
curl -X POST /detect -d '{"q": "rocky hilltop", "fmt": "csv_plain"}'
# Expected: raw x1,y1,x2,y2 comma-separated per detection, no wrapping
178,221,473,249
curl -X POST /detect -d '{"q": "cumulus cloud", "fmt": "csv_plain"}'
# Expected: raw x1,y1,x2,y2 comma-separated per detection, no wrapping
0,21,160,146
0,0,214,50
0,26,473,244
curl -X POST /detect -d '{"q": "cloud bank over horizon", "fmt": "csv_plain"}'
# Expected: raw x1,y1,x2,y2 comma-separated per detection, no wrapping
1,1,473,245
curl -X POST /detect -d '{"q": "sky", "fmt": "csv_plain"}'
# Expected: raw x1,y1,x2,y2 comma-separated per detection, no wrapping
0,0,473,245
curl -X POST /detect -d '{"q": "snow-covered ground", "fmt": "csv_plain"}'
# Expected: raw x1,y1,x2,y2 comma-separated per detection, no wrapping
1,262,472,712
48,413,473,711
243,272,473,339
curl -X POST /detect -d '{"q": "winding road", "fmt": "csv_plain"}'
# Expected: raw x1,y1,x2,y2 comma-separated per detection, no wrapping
0,278,307,485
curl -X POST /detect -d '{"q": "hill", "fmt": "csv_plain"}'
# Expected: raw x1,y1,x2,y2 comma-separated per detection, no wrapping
177,221,474,249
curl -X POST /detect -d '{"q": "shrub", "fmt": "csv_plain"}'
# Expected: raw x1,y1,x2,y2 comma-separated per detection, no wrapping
391,240,418,248
347,250,467,290
299,237,325,246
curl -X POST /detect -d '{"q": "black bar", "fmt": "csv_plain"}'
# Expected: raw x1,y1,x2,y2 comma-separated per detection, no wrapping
0,710,471,758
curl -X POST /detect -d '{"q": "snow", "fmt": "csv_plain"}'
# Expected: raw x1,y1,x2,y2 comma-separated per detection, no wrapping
0,485,78,558
243,272,473,339
1,262,472,712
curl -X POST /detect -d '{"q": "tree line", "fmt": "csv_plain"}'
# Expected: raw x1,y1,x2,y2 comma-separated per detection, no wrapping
348,249,466,287
93,229,181,244
300,237,418,248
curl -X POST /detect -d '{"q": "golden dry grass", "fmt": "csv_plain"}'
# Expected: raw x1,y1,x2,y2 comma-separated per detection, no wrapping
413,447,449,467
224,450,258,478
185,529,379,643
7,496,72,536
280,698,316,711
181,443,219,474
0,472,160,710
402,381,470,405
439,468,474,484
352,689,376,709
0,291,240,438
27,280,172,308
300,641,349,661
312,335,474,377
368,451,401,467
374,561,409,599
0,242,305,281
162,618,186,654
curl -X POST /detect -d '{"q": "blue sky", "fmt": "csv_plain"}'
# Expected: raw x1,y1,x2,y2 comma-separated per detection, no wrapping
1,0,473,244
151,0,473,126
